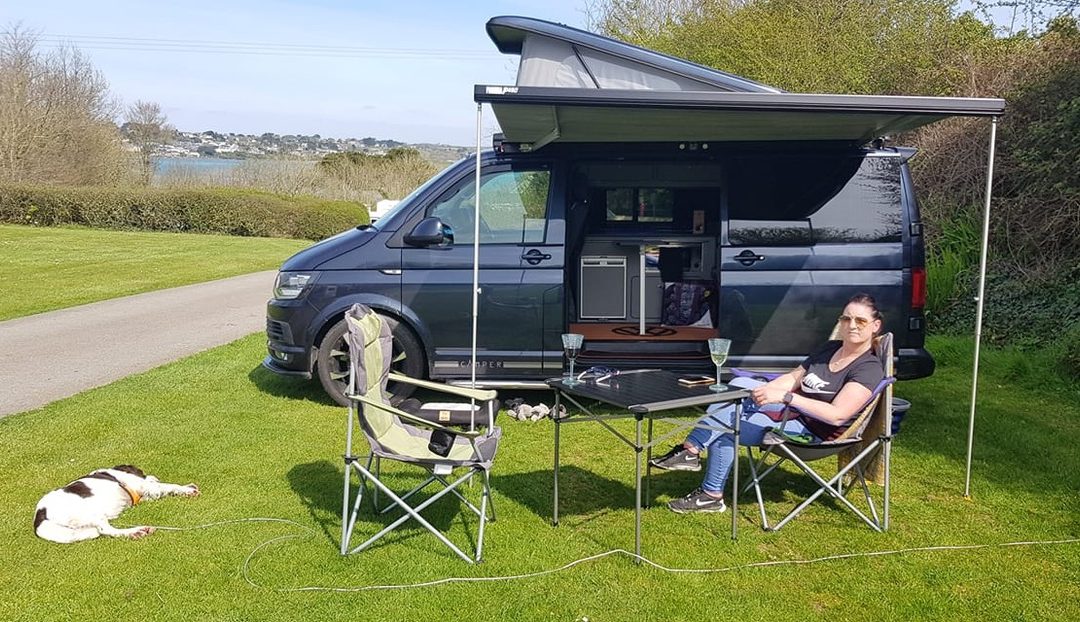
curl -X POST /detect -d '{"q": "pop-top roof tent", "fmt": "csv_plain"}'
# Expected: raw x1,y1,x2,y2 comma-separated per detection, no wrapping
468,16,1005,495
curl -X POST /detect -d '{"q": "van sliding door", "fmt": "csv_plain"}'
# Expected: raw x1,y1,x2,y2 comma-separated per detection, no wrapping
721,152,904,369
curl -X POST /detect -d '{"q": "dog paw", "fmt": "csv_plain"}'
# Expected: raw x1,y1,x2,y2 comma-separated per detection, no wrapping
183,484,200,497
130,526,155,539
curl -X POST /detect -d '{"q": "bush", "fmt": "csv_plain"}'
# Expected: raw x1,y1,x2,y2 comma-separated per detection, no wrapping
0,184,367,241
931,263,1080,350
1054,324,1080,382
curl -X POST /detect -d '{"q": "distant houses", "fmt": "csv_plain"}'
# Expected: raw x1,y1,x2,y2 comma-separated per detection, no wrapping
122,129,468,162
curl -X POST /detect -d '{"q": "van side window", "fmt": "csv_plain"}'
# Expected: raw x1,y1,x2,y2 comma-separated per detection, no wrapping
605,188,675,223
728,155,903,246
428,169,551,244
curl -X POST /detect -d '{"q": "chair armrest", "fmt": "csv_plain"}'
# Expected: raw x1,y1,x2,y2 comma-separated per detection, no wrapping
347,392,481,438
731,367,783,381
387,373,498,401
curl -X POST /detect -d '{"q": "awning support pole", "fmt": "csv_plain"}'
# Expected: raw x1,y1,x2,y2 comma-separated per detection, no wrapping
964,115,998,498
471,103,483,390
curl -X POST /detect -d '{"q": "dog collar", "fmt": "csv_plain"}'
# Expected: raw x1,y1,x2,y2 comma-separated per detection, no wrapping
87,471,141,505
121,484,141,506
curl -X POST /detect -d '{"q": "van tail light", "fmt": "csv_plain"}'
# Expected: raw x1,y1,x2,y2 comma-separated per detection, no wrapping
912,267,927,309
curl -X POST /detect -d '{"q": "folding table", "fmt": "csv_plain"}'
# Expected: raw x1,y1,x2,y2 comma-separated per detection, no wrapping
547,369,750,558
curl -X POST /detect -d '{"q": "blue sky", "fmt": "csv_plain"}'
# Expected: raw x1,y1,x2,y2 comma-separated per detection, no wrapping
7,1,589,145
6,1,1037,146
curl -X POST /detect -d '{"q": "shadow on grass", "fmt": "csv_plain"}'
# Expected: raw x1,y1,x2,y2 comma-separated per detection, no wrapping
287,459,486,555
247,364,338,407
494,465,638,524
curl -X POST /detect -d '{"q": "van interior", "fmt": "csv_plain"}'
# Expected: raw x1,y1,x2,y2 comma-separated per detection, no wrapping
564,158,725,371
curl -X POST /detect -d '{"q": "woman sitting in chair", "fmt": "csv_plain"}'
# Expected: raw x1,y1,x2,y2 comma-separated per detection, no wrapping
650,293,886,514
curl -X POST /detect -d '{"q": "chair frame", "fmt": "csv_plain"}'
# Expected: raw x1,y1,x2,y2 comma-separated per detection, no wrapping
740,335,895,532
341,353,499,563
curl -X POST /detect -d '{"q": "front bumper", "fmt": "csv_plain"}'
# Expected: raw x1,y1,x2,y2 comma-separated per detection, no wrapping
264,306,314,377
262,354,312,379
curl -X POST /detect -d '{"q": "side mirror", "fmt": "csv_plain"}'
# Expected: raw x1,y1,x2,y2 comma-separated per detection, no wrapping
404,217,454,247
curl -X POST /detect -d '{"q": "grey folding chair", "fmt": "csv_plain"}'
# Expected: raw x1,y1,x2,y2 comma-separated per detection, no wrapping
742,333,895,532
340,304,501,563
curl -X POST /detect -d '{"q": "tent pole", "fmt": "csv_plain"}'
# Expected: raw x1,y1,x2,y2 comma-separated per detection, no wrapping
471,103,483,390
964,116,998,498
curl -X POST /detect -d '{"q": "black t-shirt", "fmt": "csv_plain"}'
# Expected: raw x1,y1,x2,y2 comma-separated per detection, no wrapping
795,341,884,440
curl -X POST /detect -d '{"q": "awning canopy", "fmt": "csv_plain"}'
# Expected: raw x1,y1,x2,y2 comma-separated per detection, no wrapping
476,16,1004,149
474,85,1005,148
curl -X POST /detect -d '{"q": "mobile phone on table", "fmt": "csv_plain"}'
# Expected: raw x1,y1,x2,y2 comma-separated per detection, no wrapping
678,375,715,387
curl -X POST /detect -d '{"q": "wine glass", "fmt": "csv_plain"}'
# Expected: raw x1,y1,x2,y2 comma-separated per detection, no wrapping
561,333,584,386
708,338,731,392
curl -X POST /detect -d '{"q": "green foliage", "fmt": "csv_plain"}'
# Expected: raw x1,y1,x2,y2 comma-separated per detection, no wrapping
0,184,366,241
1054,323,1080,381
989,21,1080,272
931,263,1080,349
318,148,439,201
924,204,983,321
591,0,1001,96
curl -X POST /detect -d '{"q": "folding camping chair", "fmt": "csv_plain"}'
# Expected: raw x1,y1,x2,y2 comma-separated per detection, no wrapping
741,333,895,532
340,304,501,563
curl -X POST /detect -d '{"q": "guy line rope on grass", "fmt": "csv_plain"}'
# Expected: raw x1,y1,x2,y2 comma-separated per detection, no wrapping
140,517,1080,594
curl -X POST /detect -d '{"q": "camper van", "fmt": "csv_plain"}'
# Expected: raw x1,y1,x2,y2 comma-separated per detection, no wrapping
264,16,1001,405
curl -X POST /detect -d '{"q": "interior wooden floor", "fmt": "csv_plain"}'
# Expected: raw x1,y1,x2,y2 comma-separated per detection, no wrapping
569,323,716,342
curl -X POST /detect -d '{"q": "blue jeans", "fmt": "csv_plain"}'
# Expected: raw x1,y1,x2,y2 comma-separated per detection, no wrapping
685,382,816,495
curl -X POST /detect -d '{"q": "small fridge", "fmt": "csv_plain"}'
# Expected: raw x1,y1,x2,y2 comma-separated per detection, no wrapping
580,256,626,319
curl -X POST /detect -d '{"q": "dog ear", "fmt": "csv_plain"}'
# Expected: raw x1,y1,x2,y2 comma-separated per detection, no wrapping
112,465,145,478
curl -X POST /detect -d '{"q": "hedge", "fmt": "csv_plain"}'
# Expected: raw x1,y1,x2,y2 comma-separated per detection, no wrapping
0,185,368,241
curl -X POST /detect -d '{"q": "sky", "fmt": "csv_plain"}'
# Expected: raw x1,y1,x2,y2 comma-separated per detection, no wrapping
5,1,1046,147
5,1,590,146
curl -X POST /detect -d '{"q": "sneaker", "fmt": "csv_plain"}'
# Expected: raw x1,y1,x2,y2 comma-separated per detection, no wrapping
667,488,727,514
649,445,702,472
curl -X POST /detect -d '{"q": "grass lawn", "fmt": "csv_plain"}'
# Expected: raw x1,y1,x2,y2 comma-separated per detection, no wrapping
0,335,1077,621
0,225,308,320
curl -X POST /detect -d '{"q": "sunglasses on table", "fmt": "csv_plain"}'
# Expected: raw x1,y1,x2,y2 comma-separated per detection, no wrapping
837,314,874,328
577,366,619,383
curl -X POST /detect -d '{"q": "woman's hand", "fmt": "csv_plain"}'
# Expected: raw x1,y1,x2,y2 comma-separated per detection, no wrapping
751,384,788,406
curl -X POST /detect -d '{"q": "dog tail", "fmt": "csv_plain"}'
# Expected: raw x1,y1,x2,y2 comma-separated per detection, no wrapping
35,517,100,544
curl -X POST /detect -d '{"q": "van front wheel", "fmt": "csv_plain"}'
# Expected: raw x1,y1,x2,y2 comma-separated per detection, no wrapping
315,314,425,407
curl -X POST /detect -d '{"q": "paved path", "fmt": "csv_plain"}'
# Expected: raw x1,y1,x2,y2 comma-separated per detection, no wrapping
0,270,277,418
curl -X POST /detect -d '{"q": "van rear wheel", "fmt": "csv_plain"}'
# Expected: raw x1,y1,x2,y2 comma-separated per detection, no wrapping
315,315,425,407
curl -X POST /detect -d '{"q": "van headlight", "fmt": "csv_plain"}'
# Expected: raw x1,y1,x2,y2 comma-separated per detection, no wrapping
274,271,316,300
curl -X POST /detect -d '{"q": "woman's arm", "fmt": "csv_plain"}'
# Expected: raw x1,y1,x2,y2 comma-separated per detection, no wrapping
785,382,872,426
752,369,872,425
750,367,805,405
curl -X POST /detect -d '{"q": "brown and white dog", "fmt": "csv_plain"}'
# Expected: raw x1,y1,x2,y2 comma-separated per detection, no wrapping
34,465,199,543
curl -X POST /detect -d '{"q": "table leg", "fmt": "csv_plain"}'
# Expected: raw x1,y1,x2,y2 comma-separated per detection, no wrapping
635,416,642,562
644,418,654,508
553,391,561,527
732,399,741,541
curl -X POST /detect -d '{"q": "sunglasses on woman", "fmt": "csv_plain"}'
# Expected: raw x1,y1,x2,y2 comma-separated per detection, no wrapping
838,314,873,328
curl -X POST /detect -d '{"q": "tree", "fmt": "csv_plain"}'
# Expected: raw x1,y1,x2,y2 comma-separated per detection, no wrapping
0,24,125,185
123,100,173,185
586,0,1001,96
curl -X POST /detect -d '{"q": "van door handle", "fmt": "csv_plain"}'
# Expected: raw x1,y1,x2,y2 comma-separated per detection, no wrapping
521,249,552,265
735,249,766,266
